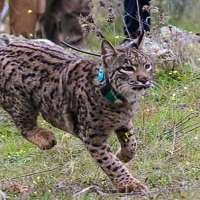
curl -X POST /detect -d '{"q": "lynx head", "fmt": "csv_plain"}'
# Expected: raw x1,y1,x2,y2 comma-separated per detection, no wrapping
100,34,153,103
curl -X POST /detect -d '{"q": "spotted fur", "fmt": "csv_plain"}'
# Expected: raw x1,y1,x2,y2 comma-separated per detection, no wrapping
0,37,153,194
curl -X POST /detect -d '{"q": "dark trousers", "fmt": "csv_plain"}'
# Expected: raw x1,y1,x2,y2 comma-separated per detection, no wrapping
41,0,90,45
124,0,150,38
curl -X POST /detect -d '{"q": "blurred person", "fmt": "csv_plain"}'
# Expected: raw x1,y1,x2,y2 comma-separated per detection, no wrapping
0,0,46,38
122,0,150,44
41,0,91,46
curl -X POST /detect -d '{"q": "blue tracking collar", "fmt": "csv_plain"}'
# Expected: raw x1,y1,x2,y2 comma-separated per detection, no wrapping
97,66,117,102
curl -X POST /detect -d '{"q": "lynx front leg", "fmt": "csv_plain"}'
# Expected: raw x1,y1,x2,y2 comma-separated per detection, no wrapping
115,123,137,163
84,138,148,194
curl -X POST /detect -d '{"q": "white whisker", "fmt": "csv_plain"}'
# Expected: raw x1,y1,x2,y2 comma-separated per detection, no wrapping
115,83,146,103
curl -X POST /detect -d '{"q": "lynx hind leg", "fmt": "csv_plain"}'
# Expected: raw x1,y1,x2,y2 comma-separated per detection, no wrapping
84,137,148,194
5,100,57,150
23,127,57,150
115,125,137,163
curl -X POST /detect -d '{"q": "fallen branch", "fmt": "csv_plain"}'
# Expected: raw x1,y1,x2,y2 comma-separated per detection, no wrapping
73,185,99,197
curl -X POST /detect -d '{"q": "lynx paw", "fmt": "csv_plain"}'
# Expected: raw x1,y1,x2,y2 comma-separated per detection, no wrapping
26,128,57,150
116,181,148,195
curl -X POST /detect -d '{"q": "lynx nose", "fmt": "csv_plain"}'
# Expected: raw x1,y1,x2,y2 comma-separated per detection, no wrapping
137,75,149,84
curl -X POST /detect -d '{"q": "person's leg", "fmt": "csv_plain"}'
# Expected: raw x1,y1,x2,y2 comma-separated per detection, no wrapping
140,0,150,32
124,0,138,39
0,0,5,13
41,0,62,44
9,0,38,38
61,0,90,46
35,0,46,38
123,0,150,39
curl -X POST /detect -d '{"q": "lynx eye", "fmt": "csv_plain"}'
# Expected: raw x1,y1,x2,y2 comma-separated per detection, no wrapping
144,64,152,71
123,66,135,72
119,65,136,74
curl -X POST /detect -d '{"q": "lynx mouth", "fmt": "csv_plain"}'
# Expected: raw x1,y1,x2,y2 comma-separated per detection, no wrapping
132,84,151,90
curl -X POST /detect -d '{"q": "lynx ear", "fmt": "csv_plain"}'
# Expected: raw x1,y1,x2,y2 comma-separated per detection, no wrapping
124,29,145,50
101,39,117,57
130,29,145,49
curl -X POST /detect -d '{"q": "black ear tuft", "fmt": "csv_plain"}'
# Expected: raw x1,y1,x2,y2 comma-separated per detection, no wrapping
131,28,145,49
123,29,145,49
101,39,116,57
